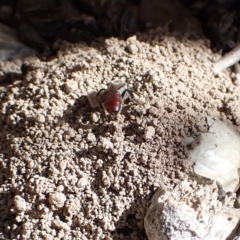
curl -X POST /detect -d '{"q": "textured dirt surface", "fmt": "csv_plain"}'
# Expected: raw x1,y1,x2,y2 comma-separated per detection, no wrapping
145,180,240,240
0,26,240,240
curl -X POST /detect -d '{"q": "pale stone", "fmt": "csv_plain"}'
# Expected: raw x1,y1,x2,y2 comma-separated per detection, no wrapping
144,181,240,240
14,195,27,212
49,192,66,208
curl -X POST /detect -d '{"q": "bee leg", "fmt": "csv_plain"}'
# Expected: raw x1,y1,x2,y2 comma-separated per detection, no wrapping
96,88,106,104
96,88,107,121
115,89,131,114
99,103,107,121
121,89,132,102
122,89,141,105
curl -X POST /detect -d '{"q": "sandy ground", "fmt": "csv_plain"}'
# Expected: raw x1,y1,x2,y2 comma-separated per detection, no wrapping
0,26,239,240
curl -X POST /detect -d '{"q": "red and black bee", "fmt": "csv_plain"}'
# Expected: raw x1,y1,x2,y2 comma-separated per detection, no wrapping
96,81,134,117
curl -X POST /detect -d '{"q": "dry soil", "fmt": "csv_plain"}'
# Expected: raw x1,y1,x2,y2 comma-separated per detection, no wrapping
0,26,239,240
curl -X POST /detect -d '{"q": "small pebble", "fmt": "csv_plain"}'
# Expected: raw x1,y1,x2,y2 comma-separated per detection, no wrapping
99,137,114,150
36,114,45,123
149,106,160,117
77,177,89,189
14,195,27,212
126,44,138,54
59,160,68,171
64,79,78,93
148,74,159,82
49,192,66,208
87,132,96,143
144,126,155,140
91,112,101,122
52,218,71,232
56,185,64,192
232,73,240,86
27,161,35,169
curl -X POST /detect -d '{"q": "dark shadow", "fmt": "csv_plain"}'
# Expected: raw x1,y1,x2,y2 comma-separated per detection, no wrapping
112,192,154,240
0,0,230,87
0,183,17,239
0,0,216,65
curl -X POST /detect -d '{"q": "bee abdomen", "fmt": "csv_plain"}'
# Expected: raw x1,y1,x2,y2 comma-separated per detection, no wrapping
104,91,122,114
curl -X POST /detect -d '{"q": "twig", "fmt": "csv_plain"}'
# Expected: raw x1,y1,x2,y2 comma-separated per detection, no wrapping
213,43,240,74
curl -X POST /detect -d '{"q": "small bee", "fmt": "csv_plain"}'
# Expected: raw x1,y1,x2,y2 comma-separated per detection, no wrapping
97,85,122,114
87,80,136,119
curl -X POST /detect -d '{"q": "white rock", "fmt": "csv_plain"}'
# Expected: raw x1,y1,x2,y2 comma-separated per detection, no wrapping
56,185,64,192
190,117,240,192
36,114,45,123
77,177,89,189
91,112,101,122
52,217,71,232
14,195,27,212
144,182,240,240
99,137,113,150
65,79,78,93
144,126,155,140
59,160,68,171
87,132,96,143
49,192,66,208
126,44,138,54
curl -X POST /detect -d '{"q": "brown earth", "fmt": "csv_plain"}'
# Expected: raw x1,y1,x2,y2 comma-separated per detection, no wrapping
0,26,239,240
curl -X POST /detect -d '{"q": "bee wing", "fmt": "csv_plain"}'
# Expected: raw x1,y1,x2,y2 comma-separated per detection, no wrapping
87,91,100,108
111,80,126,92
